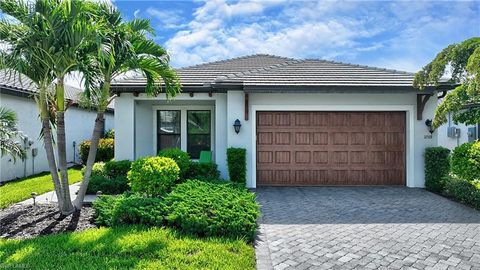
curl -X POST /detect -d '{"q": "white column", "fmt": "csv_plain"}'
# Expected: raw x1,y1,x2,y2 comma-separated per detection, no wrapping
115,94,135,160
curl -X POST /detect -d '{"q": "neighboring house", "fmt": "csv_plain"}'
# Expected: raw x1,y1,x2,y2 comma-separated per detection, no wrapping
0,71,114,182
112,54,454,188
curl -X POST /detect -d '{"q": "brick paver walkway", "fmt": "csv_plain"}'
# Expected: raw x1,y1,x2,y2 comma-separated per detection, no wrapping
255,187,480,270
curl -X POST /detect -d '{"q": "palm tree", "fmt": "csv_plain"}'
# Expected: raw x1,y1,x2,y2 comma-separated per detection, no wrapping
0,107,26,162
0,0,98,214
73,4,180,208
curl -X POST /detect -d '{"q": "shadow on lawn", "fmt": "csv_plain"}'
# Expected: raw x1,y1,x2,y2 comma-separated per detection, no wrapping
0,204,95,239
0,226,255,270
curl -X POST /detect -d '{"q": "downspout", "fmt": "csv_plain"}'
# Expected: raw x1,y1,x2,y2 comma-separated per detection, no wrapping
133,100,136,160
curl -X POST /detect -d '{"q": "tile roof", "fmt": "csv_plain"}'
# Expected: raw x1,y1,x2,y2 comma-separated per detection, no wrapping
216,59,415,87
0,70,114,110
111,54,441,93
115,54,295,87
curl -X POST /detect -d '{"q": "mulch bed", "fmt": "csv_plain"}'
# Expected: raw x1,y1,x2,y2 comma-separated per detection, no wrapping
0,204,96,240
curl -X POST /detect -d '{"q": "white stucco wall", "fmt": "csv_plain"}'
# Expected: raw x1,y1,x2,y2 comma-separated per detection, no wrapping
116,90,438,188
0,94,114,182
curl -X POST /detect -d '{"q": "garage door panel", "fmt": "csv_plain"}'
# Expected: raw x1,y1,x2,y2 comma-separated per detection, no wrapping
256,111,405,186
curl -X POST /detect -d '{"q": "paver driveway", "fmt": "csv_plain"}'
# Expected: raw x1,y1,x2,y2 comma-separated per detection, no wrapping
255,187,480,270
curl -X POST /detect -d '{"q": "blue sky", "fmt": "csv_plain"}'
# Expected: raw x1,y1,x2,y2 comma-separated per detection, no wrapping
113,0,479,72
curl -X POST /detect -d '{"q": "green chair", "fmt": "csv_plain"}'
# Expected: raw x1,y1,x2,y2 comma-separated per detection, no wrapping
199,151,212,164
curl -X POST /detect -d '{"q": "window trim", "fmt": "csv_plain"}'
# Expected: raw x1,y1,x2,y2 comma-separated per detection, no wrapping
152,105,215,160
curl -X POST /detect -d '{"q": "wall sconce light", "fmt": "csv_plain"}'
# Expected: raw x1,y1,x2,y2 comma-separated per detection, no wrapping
425,119,435,134
233,119,241,134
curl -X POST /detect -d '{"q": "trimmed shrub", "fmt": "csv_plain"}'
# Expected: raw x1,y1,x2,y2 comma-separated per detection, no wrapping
424,147,450,192
451,141,480,181
128,156,180,197
158,148,191,180
227,148,246,185
187,162,220,181
443,175,480,210
87,175,129,195
91,162,106,177
104,129,114,139
93,193,165,227
86,160,131,195
165,180,260,241
79,138,114,164
104,160,131,178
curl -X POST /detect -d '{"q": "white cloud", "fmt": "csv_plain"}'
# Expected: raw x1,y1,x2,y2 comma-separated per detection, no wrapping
133,9,140,18
145,7,186,29
163,0,478,69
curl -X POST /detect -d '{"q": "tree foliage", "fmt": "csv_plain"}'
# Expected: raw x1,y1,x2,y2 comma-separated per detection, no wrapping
414,37,480,128
0,107,26,162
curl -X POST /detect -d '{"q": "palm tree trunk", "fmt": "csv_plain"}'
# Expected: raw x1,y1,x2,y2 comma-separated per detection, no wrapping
41,117,65,208
38,87,65,209
73,112,104,209
56,78,74,215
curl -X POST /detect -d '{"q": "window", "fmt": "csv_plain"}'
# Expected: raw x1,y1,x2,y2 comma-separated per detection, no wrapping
157,110,181,152
187,110,211,159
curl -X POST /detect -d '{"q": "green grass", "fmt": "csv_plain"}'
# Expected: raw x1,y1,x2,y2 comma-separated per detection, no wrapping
0,168,83,209
0,226,255,270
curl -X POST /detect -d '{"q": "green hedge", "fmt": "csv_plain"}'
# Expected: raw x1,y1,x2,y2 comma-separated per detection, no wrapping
93,193,165,227
451,141,480,181
86,160,131,195
227,148,246,185
443,175,480,210
104,160,131,178
164,180,259,241
158,148,191,181
79,138,114,164
128,156,180,197
187,162,220,181
424,147,450,192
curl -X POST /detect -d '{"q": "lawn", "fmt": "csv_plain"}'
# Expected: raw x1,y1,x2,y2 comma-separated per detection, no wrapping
0,167,83,209
0,226,256,270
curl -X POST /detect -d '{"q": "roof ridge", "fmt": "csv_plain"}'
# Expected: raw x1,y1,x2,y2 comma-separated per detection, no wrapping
215,58,304,82
177,54,297,70
304,58,414,75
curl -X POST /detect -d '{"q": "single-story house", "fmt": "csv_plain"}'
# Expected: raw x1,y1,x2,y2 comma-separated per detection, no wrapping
112,54,454,188
0,71,114,182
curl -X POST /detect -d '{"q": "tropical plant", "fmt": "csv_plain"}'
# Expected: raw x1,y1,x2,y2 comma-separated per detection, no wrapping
414,37,480,128
0,107,26,162
0,0,99,214
73,4,180,208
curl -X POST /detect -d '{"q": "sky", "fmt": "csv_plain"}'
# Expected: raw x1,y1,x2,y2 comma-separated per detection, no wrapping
112,0,480,72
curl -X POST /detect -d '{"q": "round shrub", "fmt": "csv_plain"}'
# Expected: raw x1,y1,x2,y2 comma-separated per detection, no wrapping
158,148,191,180
91,162,106,177
164,180,260,241
93,193,165,227
424,147,450,192
79,138,114,164
186,162,220,181
451,141,480,181
128,156,180,196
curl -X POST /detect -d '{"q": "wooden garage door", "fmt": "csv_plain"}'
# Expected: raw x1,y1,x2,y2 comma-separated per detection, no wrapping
256,111,405,186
